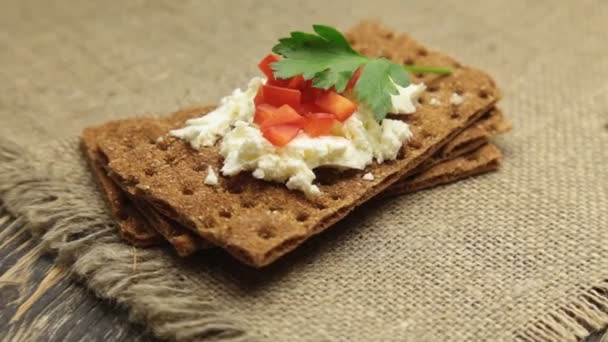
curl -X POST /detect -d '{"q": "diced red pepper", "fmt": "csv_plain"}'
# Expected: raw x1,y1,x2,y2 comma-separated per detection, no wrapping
261,84,302,110
287,75,305,89
254,87,265,105
253,104,276,125
260,104,306,129
258,54,289,86
298,102,325,115
303,113,336,137
301,85,324,103
262,125,301,147
346,67,362,90
315,91,358,121
258,54,280,79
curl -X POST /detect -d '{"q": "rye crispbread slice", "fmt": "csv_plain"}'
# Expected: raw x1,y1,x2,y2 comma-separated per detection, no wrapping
128,193,209,256
82,125,207,255
81,127,161,246
408,107,509,176
96,23,500,266
384,143,503,197
82,108,506,254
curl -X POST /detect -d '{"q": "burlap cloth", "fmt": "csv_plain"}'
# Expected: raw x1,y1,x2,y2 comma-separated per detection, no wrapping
1,0,607,340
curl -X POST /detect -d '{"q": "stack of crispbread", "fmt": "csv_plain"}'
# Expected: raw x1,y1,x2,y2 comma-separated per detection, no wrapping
80,21,510,267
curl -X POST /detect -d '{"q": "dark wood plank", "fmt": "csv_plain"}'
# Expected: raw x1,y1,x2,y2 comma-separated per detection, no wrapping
0,208,157,342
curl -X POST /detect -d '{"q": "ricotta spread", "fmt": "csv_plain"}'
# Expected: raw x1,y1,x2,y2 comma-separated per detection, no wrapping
171,78,425,197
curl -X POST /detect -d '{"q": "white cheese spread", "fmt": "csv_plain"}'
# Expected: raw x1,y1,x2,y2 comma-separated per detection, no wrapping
450,93,464,106
171,77,422,197
390,82,426,114
204,166,219,186
362,172,375,181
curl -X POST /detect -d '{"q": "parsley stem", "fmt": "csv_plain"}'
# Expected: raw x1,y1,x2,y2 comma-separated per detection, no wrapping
403,65,453,75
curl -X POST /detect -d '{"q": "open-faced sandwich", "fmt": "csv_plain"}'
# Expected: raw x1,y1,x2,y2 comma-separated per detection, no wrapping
81,21,509,267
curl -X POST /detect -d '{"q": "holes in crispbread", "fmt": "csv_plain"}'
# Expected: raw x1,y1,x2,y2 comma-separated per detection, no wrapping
450,111,462,119
240,199,256,208
427,85,439,92
396,148,407,160
315,168,343,186
315,202,328,210
420,129,432,139
331,193,344,201
202,216,217,229
182,186,194,196
383,31,394,39
408,139,422,149
219,209,232,218
403,57,415,65
478,89,489,99
156,140,169,151
144,166,157,177
268,205,284,212
296,212,310,222
417,48,428,57
257,225,276,240
164,154,176,164
192,163,207,172
124,175,140,187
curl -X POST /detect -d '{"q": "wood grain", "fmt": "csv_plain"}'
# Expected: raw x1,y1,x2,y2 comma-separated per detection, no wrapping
0,207,156,342
0,206,606,341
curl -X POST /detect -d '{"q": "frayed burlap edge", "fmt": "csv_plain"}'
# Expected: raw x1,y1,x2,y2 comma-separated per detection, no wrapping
517,283,608,341
0,137,254,341
1,136,608,341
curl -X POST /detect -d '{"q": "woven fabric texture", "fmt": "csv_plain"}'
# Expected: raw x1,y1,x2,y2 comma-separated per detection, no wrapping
1,0,607,340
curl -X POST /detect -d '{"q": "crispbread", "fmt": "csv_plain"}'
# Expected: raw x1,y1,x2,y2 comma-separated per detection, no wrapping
383,144,503,197
97,23,500,266
84,107,505,254
128,194,208,257
81,127,161,246
439,107,509,158
409,107,509,175
83,124,206,255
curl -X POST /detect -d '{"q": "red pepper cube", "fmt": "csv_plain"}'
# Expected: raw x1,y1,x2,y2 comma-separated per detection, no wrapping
261,84,302,110
315,91,358,121
287,75,305,89
258,54,281,79
260,104,306,129
303,113,336,137
254,87,265,106
298,102,325,115
262,125,301,147
253,104,276,125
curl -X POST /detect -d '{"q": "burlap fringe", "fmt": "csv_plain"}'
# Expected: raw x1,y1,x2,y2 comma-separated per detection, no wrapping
517,283,608,341
0,139,253,341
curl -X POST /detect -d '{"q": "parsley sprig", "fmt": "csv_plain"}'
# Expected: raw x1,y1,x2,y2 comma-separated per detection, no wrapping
271,25,452,121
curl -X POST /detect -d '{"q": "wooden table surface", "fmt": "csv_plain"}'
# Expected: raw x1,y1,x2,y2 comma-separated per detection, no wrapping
1,207,606,341
0,208,155,341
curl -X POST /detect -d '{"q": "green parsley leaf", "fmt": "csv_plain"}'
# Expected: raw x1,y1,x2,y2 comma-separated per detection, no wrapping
272,25,367,92
271,25,452,121
355,58,410,120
